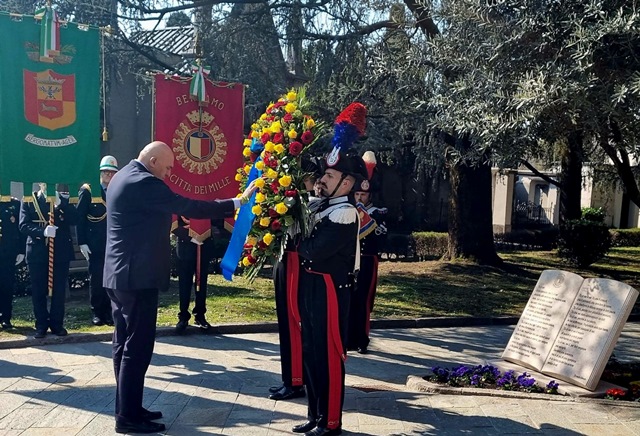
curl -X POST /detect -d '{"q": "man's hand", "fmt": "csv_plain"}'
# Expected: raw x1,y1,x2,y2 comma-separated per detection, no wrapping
79,244,91,260
190,237,203,246
44,225,57,238
15,254,24,266
240,180,258,204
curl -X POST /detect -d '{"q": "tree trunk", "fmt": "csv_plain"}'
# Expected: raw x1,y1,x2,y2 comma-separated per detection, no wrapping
446,160,502,265
559,131,584,223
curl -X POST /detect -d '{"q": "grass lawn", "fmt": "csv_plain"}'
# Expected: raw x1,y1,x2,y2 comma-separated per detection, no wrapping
2,247,639,339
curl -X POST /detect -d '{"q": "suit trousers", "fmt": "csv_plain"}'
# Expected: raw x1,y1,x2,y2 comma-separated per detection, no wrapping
107,288,158,423
0,255,17,322
176,240,211,321
88,254,110,319
28,260,69,332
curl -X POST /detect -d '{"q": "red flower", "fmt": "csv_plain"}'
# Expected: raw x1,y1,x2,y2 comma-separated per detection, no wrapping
283,113,293,123
285,190,297,197
268,208,279,218
247,254,257,264
271,220,282,231
270,181,280,193
274,101,285,108
289,141,303,156
261,132,271,144
300,130,314,145
273,133,284,144
257,241,268,250
267,157,279,168
243,244,253,251
266,115,275,122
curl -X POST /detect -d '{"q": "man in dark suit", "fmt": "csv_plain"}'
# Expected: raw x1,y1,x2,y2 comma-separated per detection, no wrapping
104,141,256,434
0,195,25,329
76,155,118,326
19,183,77,338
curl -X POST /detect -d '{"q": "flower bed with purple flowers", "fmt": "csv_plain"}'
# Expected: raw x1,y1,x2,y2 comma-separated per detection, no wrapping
427,365,560,394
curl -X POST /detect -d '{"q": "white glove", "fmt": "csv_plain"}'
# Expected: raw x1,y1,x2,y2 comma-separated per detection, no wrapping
44,225,57,238
190,237,203,246
15,254,24,265
79,244,91,260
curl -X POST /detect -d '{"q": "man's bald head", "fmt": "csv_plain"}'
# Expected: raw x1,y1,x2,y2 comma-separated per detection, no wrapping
139,141,174,180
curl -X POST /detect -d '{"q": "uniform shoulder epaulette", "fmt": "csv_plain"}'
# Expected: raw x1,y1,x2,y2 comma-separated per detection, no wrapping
328,204,357,224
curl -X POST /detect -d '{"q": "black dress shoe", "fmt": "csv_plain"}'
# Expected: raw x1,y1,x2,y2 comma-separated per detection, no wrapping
194,317,211,330
91,316,104,326
140,407,163,421
292,420,316,433
269,384,284,393
34,329,47,339
269,386,305,400
115,419,166,434
305,426,342,436
1,320,13,329
51,327,68,337
175,319,188,333
105,317,114,326
357,346,368,354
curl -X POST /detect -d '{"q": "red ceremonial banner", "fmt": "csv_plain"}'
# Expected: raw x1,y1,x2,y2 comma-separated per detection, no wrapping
154,74,245,240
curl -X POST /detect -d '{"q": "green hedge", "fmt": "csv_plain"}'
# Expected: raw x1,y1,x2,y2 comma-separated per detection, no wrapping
411,232,449,260
610,228,640,247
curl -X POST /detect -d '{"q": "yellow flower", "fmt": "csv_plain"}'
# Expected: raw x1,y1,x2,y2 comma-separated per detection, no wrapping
271,122,282,133
242,148,251,157
234,173,243,182
260,113,267,120
243,138,252,147
255,161,265,171
287,90,297,101
254,178,265,188
263,233,274,245
251,123,259,130
255,192,266,203
274,144,285,154
306,118,315,129
266,168,278,179
251,131,260,138
242,257,251,267
263,126,272,135
246,236,258,245
275,202,289,215
259,217,271,227
278,175,292,187
243,165,251,174
267,103,274,112
288,129,297,139
285,102,297,114
264,141,275,153
251,205,263,215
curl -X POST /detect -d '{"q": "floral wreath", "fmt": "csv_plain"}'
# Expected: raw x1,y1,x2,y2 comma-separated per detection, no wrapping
235,87,325,280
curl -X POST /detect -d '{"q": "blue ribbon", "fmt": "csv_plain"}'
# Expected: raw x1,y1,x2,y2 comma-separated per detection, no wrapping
221,162,261,281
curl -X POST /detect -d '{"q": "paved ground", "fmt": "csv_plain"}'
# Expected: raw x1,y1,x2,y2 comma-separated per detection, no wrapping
0,323,639,435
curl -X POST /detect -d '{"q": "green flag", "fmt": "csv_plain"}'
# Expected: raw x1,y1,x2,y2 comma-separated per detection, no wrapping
0,12,100,197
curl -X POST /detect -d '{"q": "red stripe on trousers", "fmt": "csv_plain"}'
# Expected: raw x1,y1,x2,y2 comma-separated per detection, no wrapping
286,251,304,387
323,274,345,430
364,255,379,336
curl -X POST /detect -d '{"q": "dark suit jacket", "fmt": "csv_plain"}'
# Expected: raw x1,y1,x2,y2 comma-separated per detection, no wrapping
75,184,107,256
103,160,235,291
0,198,25,261
19,194,77,264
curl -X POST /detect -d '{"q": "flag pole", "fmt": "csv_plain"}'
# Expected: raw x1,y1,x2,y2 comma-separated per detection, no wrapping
48,198,55,296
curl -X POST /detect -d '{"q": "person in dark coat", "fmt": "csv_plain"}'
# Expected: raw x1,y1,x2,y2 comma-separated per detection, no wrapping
0,196,25,329
292,102,369,436
103,141,256,434
19,183,77,338
76,155,119,326
172,216,220,333
348,151,387,354
268,159,321,401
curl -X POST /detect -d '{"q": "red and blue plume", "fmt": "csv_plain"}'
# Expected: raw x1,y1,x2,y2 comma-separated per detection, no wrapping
331,102,367,152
